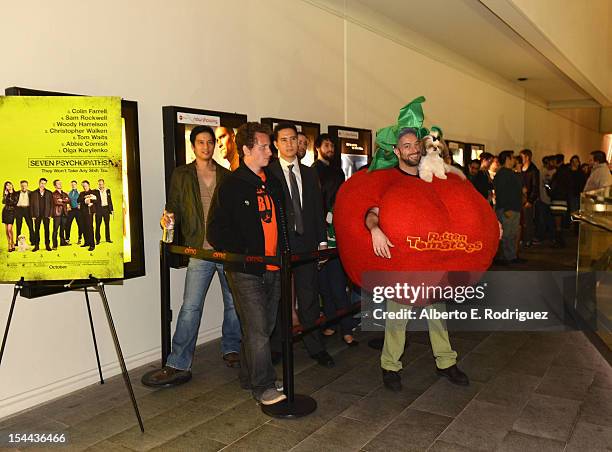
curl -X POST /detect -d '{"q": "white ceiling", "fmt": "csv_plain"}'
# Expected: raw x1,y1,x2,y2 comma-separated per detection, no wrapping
348,0,593,104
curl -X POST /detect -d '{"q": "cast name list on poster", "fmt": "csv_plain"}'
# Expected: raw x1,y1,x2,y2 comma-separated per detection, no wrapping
46,107,110,156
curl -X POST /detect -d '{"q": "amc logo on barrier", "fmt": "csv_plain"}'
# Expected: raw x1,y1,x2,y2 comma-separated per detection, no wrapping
212,252,227,260
246,256,264,263
184,247,197,256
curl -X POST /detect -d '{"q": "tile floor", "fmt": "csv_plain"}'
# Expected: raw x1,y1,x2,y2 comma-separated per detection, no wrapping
1,237,611,451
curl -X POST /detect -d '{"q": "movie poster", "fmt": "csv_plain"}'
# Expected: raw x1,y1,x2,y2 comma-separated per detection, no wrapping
337,129,369,178
176,112,239,171
0,96,123,282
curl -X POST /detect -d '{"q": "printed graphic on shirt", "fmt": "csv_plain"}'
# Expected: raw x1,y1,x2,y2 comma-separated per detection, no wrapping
257,187,273,223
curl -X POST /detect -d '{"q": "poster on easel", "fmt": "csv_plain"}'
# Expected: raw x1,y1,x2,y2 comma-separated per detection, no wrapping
0,96,124,281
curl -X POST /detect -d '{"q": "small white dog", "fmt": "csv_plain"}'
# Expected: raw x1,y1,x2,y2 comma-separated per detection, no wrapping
418,129,466,183
17,235,29,252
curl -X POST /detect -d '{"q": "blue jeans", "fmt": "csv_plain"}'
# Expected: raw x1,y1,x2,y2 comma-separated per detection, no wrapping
166,258,241,370
226,271,280,399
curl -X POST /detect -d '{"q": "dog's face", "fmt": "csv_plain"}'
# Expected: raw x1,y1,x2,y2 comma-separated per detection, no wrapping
422,135,443,156
18,235,26,245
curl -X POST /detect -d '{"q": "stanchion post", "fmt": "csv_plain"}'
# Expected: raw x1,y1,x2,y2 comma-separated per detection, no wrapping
280,249,294,402
261,250,317,418
160,241,172,366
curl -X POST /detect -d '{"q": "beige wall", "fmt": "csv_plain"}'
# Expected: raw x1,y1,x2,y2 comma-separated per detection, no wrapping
524,102,604,163
509,0,612,102
0,0,605,417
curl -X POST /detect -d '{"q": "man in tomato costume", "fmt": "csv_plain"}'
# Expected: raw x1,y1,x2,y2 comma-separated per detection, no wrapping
334,98,499,392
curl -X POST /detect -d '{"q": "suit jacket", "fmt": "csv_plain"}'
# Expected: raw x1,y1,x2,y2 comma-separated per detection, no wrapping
94,188,113,213
78,190,98,215
269,159,326,253
52,190,70,217
30,189,53,218
312,160,346,214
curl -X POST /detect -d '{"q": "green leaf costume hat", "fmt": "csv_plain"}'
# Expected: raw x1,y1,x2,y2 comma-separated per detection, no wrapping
369,96,430,171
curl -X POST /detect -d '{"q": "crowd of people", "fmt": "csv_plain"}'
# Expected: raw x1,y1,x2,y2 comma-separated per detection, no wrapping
145,123,479,405
466,148,612,264
1,178,114,252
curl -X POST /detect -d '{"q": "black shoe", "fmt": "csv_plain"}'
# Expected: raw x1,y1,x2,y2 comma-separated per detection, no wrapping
32,246,39,252
107,240,113,243
96,241,100,245
511,257,528,264
313,351,335,368
222,352,240,368
45,246,52,251
141,366,192,388
382,368,402,392
81,244,88,248
88,246,95,251
436,365,469,386
271,351,282,365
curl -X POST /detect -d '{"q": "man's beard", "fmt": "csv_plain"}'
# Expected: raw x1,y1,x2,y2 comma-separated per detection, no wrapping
401,152,420,167
321,153,335,163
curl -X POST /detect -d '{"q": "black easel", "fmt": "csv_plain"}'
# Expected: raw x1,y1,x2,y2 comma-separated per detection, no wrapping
0,276,144,432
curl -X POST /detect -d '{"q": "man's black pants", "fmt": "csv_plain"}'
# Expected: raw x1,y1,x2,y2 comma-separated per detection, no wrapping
81,211,95,248
95,206,111,243
52,215,67,248
66,208,82,242
33,217,50,247
15,206,33,244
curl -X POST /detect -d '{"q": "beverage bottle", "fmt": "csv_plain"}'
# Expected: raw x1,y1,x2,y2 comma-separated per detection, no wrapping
162,212,175,243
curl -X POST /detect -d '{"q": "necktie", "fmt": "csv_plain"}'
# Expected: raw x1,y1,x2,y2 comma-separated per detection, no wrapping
288,164,304,235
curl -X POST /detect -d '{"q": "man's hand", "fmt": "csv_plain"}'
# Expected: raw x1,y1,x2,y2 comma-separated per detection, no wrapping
524,201,533,208
371,226,394,259
317,243,329,268
498,221,503,239
503,210,513,219
161,210,175,229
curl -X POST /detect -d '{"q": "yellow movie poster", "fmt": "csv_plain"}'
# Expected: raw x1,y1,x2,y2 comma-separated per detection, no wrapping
0,96,123,282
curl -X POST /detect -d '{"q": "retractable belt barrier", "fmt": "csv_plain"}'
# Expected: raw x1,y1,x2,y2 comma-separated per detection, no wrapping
158,241,356,418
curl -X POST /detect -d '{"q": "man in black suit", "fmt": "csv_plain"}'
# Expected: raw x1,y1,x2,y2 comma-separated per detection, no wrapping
269,122,334,368
30,177,53,252
14,180,34,246
94,179,113,245
78,180,97,251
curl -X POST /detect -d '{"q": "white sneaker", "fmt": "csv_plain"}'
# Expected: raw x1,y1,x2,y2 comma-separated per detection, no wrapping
258,388,286,405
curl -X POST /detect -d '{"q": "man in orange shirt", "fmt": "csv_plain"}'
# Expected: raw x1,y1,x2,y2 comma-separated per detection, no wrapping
207,122,288,406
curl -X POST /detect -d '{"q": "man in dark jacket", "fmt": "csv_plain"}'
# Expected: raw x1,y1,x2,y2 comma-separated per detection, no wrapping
77,180,98,251
519,149,539,247
145,125,240,388
269,123,334,368
207,122,288,406
51,179,70,249
30,177,53,252
493,151,525,264
467,159,490,199
550,154,572,247
312,133,356,344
